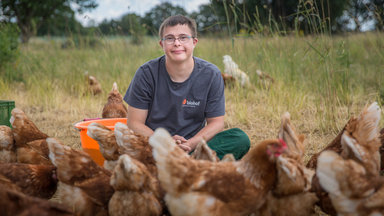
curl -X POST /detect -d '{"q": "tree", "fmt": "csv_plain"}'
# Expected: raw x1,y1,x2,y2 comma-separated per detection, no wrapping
120,13,147,44
0,0,97,43
209,0,353,34
190,4,222,35
36,9,84,36
142,2,187,36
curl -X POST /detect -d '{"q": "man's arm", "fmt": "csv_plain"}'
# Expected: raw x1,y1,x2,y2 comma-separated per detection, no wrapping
127,105,154,137
180,116,224,152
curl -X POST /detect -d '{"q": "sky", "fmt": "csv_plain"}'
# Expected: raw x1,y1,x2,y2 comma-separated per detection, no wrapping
74,0,210,26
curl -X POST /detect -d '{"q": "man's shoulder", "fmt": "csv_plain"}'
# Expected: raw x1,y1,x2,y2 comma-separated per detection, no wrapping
140,55,163,67
194,57,221,75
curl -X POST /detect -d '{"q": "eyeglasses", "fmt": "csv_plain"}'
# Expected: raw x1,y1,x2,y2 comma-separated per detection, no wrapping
161,35,193,45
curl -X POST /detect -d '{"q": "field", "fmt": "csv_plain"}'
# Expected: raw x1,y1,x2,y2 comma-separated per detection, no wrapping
1,33,383,155
0,33,383,214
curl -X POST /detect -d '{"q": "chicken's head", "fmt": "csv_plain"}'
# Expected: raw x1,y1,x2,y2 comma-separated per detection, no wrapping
266,139,287,160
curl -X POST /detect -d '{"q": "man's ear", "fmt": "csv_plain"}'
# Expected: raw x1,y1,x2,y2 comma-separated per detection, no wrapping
159,40,163,48
193,37,198,46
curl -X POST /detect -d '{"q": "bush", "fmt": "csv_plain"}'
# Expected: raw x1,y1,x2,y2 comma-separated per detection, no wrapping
0,23,20,68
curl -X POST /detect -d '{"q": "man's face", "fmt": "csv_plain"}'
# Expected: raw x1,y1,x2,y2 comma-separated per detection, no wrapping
159,24,198,64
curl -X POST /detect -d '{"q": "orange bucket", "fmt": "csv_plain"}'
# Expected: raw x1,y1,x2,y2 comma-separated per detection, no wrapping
74,118,127,166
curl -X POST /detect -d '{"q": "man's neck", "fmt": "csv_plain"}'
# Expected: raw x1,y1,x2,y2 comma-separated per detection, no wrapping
165,57,194,83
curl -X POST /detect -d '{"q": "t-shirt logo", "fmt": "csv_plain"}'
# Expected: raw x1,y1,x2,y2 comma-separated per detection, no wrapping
182,98,200,107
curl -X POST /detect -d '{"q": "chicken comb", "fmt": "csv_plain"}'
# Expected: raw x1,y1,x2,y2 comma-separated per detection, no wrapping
279,139,287,147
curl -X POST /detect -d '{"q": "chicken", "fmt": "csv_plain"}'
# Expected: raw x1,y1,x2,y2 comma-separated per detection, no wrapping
308,102,382,215
256,112,317,216
0,173,22,192
85,71,102,95
17,139,52,165
87,122,119,171
0,186,74,216
102,82,128,118
10,108,49,147
222,55,251,87
9,108,53,165
0,125,16,163
191,139,219,162
317,150,384,216
221,153,236,162
114,122,157,176
148,127,287,216
47,137,114,216
0,163,57,199
340,102,381,175
308,102,381,172
306,125,345,170
221,72,236,87
109,154,163,216
255,69,274,89
256,69,274,83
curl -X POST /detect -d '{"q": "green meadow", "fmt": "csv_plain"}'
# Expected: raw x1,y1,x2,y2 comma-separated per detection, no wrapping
1,33,383,162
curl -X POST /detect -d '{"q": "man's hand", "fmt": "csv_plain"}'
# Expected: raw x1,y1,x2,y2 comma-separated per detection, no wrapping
172,135,191,152
173,135,187,144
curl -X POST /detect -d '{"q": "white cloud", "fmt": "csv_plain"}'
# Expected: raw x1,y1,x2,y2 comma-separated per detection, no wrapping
74,0,210,26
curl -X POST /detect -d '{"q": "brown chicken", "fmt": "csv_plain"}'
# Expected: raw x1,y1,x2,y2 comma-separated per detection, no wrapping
0,186,75,216
257,112,317,216
47,137,114,216
10,108,52,165
109,154,163,216
114,122,157,176
102,82,128,118
17,139,52,165
148,127,287,216
308,102,382,215
0,173,22,192
10,108,49,146
317,150,384,215
0,125,16,163
221,72,236,87
0,163,57,199
191,139,220,162
87,122,119,171
85,71,102,95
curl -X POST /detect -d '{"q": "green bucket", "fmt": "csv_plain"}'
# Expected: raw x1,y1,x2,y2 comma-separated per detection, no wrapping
0,100,15,128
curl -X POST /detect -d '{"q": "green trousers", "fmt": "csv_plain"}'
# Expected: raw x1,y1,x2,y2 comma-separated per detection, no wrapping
207,128,250,160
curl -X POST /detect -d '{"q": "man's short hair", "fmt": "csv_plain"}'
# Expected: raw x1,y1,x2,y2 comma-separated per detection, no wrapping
159,15,197,38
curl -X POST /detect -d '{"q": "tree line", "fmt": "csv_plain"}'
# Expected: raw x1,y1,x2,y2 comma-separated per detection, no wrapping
1,0,384,44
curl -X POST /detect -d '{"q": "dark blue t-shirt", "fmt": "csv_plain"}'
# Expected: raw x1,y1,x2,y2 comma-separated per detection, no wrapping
124,55,225,139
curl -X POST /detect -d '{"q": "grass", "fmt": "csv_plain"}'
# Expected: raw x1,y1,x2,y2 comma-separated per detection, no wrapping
1,33,383,153
0,32,383,216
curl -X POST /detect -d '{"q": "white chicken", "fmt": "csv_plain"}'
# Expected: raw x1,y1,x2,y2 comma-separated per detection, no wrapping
222,55,251,87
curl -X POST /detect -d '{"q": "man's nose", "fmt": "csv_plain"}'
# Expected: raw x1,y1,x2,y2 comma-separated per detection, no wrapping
174,38,182,46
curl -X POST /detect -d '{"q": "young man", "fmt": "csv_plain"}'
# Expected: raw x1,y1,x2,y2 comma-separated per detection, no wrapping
124,15,250,160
